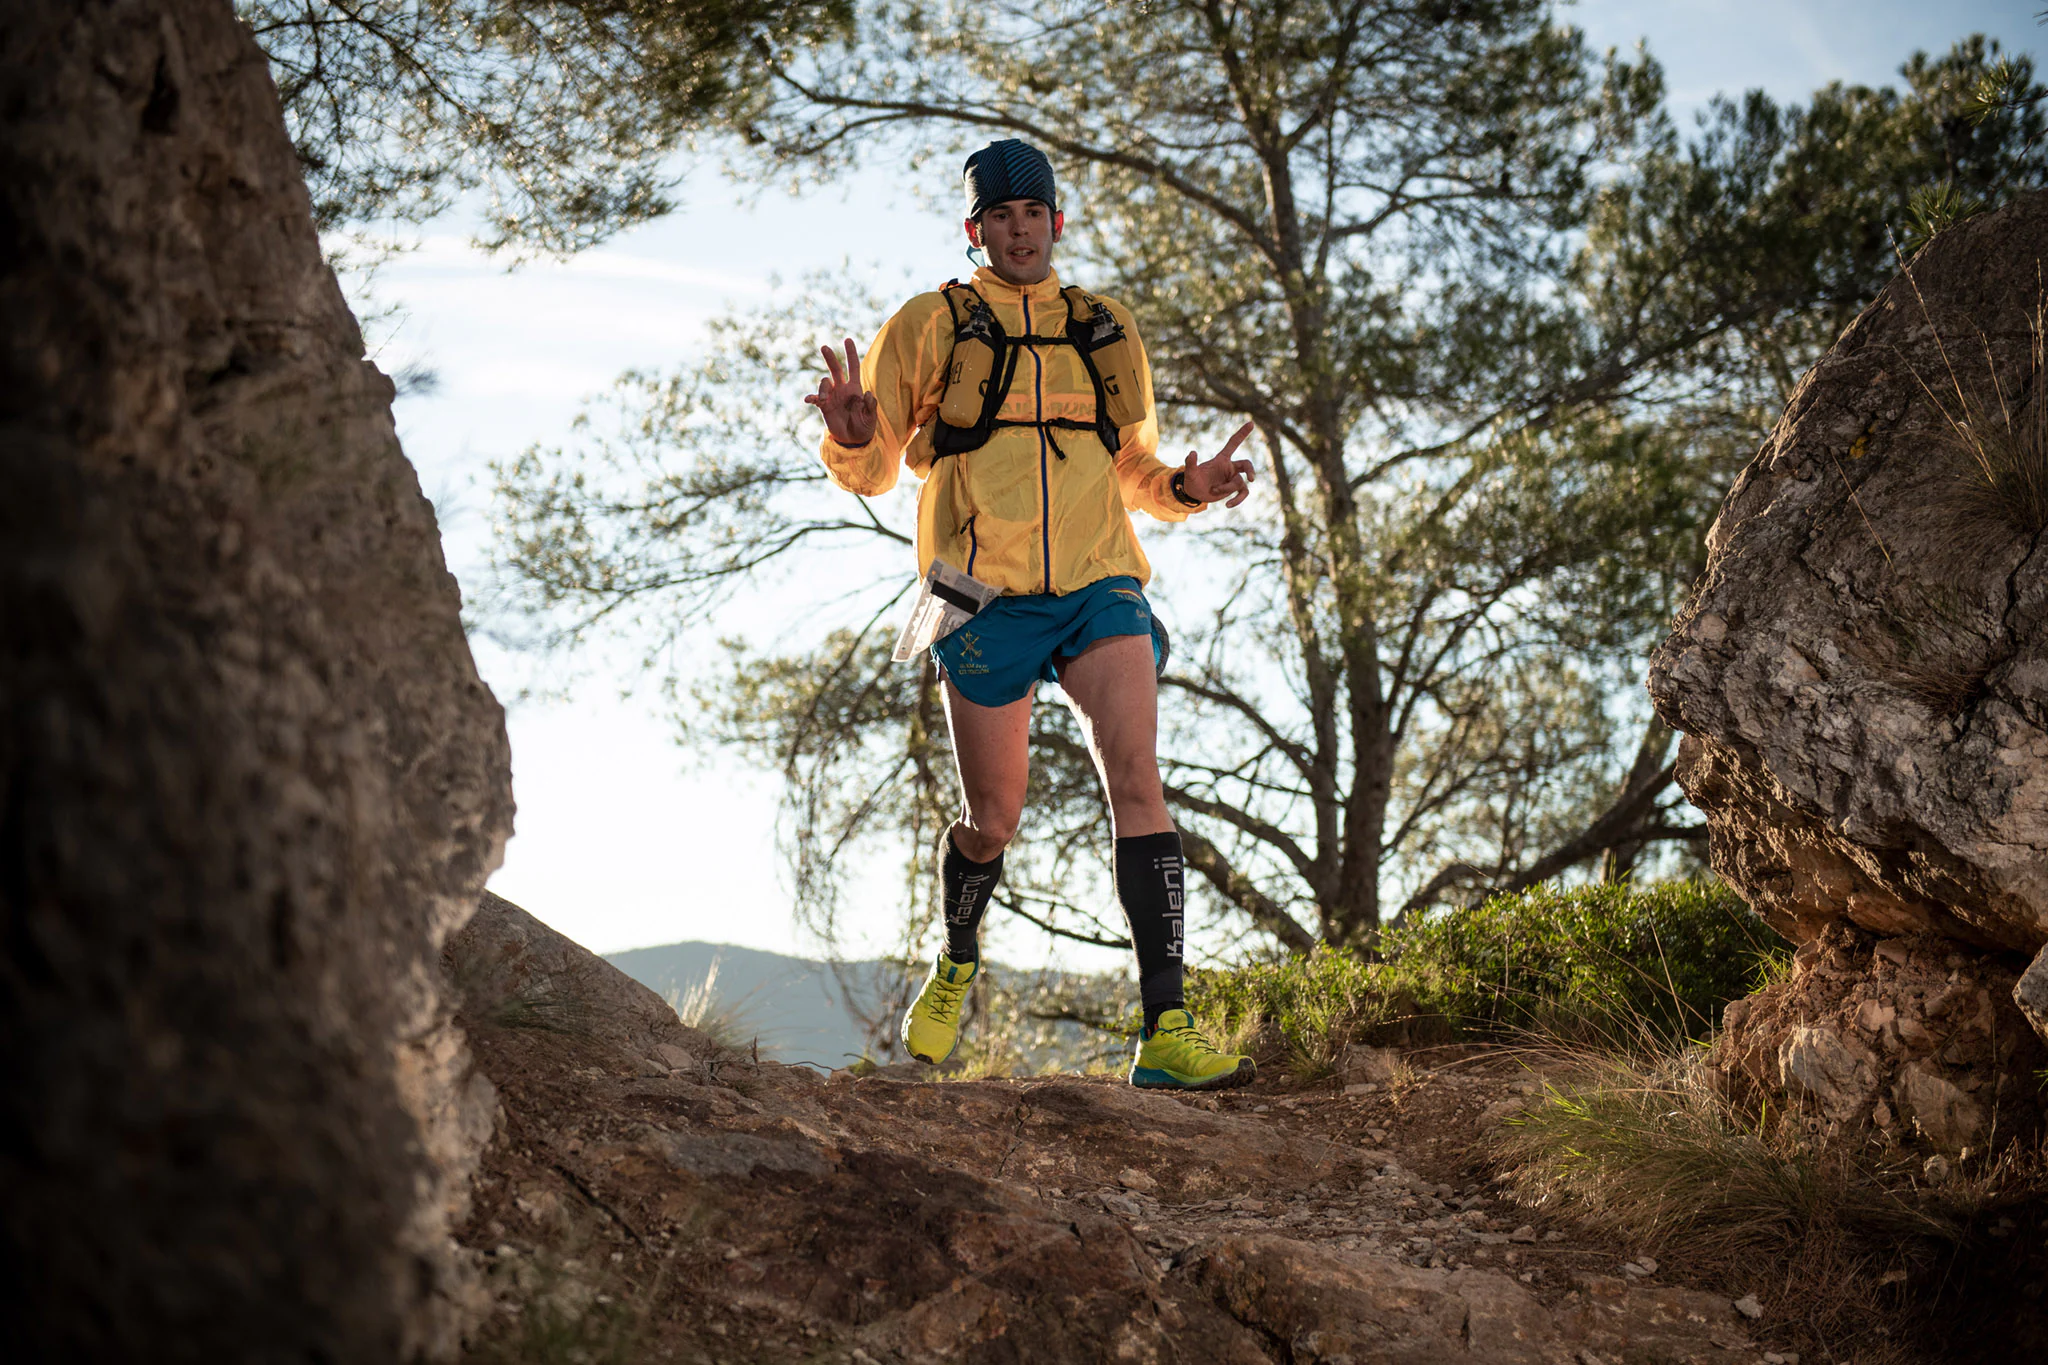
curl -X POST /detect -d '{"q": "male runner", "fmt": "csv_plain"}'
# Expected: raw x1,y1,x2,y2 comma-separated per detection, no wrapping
805,138,1258,1090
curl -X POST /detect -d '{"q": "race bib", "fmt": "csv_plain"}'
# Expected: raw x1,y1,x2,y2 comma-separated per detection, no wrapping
890,559,1002,662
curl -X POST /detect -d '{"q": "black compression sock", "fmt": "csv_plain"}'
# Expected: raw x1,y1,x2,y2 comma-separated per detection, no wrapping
1114,831,1186,1030
940,832,1003,964
1143,999,1188,1032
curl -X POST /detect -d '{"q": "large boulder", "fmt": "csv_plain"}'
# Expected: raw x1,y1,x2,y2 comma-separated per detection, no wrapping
1649,192,2048,1138
1651,192,2048,961
0,0,512,1359
447,893,714,1069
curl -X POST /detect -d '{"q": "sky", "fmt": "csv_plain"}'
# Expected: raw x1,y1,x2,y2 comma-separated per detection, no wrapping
366,0,2045,963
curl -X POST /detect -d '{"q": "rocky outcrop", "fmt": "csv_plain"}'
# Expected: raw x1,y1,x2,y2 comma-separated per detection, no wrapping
1717,925,2045,1151
448,893,707,1068
450,894,1773,1364
1649,193,2048,1098
0,1,512,1359
1649,192,2048,953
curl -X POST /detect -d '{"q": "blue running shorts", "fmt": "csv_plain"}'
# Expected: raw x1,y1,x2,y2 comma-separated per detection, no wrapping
932,575,1162,707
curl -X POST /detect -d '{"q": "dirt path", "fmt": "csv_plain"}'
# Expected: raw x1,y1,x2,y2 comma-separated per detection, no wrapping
450,899,1802,1364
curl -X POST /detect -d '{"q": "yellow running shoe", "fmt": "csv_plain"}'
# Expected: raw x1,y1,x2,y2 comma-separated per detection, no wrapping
1129,1008,1255,1091
900,953,978,1064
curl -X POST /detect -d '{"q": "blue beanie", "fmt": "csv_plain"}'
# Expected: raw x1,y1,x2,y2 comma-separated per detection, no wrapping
963,139,1059,219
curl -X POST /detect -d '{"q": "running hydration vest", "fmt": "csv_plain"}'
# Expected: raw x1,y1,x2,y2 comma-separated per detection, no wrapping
931,281,1147,460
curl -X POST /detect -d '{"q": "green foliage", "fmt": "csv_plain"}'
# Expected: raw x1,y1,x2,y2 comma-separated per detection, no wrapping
242,0,854,252
488,9,2048,956
481,990,596,1036
1191,946,1399,1083
1963,52,2048,127
1578,38,2045,377
1403,881,1789,1043
482,1292,650,1365
1909,180,1988,245
1189,881,1785,1057
472,1251,660,1365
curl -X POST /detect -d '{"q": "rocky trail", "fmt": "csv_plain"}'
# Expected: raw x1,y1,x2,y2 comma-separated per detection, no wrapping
452,897,1798,1364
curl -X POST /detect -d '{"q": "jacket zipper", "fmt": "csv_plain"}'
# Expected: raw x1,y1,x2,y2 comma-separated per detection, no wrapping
963,515,979,578
1026,295,1052,595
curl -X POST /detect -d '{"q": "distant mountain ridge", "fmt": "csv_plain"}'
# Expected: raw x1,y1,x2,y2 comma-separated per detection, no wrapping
608,940,1139,1074
604,940,897,1068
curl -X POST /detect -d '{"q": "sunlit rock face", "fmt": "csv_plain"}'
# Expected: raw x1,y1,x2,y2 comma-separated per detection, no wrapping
0,0,512,1357
1714,926,2045,1152
1650,193,2048,961
1648,192,2048,1131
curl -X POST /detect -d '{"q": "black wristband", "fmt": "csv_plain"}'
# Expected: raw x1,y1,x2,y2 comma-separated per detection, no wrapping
1169,470,1204,508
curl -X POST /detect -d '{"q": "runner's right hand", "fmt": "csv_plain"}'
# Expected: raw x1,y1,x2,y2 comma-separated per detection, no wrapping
804,339,879,447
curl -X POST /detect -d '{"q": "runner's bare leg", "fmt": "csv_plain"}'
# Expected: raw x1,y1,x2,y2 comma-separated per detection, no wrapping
942,683,1033,862
1056,633,1172,837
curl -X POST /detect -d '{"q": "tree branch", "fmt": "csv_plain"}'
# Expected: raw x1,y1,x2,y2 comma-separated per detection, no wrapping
1397,718,1685,919
1162,674,1315,777
1179,828,1317,956
996,892,1131,950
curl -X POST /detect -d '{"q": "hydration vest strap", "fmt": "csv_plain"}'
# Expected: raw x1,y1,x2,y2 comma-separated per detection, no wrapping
1061,286,1144,450
932,281,1134,460
936,283,1002,438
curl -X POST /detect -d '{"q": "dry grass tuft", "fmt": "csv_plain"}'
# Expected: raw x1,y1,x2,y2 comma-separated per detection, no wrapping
444,947,598,1037
1280,983,1375,1085
664,956,763,1053
1931,290,2048,538
1487,1040,2048,1361
1885,657,1998,716
1944,389,2048,536
484,989,598,1036
1845,581,2002,718
1493,1048,1954,1260
1823,254,2045,721
1896,257,2048,539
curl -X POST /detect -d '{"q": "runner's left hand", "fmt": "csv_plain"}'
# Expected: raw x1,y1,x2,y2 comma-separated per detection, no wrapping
1181,421,1257,507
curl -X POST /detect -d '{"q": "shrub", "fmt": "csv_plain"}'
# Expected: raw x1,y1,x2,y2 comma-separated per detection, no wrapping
1397,879,1785,1046
1188,946,1396,1080
1187,880,1785,1068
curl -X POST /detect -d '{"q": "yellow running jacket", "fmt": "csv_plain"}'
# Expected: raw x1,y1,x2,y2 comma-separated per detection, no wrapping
818,266,1201,597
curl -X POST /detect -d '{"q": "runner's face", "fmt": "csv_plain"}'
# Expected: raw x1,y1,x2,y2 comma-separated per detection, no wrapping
967,199,1062,285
